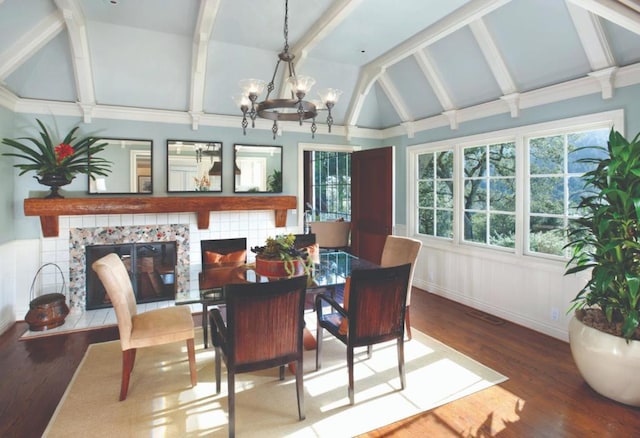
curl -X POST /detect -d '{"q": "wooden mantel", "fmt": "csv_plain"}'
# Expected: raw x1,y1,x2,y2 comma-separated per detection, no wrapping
24,195,297,237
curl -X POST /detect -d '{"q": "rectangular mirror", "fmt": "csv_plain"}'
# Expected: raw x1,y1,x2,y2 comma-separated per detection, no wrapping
234,144,283,193
167,140,223,192
88,138,153,194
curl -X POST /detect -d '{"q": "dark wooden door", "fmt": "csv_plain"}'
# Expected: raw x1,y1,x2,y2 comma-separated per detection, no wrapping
351,147,393,263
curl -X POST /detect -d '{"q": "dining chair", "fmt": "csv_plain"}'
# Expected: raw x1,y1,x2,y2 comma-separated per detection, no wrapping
199,237,247,348
293,233,319,263
209,275,307,438
380,235,422,340
314,263,411,405
92,253,197,401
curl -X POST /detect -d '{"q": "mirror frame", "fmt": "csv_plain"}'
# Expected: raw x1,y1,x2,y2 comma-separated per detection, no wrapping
166,140,223,193
88,137,153,195
233,144,283,193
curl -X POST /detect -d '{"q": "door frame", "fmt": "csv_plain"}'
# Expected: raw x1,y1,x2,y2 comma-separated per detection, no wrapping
297,142,362,231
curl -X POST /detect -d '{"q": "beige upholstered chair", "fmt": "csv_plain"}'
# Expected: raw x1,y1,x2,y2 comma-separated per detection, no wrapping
92,253,197,401
308,221,351,250
380,235,422,340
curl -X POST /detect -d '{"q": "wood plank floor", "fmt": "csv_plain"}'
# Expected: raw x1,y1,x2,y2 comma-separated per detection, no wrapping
1,290,639,437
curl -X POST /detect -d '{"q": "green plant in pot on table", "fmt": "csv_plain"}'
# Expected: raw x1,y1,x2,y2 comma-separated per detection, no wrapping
564,128,640,407
251,233,314,278
2,119,111,198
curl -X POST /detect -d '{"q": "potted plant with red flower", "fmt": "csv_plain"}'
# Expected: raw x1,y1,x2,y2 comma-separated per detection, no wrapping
2,119,111,198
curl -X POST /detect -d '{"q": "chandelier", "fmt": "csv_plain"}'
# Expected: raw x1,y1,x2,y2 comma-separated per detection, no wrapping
235,0,342,140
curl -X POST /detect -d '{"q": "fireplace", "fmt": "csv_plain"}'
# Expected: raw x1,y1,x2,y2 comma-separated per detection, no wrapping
85,242,177,310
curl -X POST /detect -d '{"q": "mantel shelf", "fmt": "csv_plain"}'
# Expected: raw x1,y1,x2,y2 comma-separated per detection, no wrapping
24,195,297,237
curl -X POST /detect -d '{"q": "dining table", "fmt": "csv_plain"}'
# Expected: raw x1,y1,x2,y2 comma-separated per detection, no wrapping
175,250,379,348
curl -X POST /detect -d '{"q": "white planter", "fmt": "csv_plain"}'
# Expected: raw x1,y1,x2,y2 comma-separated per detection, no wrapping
569,316,640,407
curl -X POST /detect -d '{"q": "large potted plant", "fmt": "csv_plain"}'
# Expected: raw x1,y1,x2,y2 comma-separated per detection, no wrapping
2,119,111,198
565,129,640,406
251,233,313,278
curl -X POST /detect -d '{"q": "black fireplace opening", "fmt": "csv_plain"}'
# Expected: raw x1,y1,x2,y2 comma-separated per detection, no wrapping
85,242,177,310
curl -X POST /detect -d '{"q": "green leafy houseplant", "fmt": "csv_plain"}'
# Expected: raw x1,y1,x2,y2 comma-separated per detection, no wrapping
565,129,640,341
2,119,111,182
251,233,313,277
267,168,282,192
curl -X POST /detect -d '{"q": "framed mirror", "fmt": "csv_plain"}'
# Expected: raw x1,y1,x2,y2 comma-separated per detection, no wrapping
167,140,223,192
88,138,153,194
234,144,283,193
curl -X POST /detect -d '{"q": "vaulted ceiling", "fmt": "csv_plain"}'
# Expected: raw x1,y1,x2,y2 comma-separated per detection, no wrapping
1,0,640,138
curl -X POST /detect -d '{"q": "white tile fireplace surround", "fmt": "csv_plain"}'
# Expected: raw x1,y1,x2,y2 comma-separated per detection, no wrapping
38,210,295,312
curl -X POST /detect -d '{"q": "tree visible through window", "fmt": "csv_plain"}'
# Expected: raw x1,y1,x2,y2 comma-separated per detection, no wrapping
527,129,609,256
417,150,453,238
463,142,516,248
309,151,351,221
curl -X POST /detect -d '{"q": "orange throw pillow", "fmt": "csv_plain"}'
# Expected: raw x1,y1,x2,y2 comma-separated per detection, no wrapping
303,243,320,264
204,249,246,265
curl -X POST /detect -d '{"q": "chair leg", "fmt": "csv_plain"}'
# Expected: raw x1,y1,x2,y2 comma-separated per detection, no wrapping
228,370,235,438
397,338,406,390
296,358,305,420
279,365,285,380
348,346,355,405
366,345,372,359
315,325,323,371
187,338,197,387
119,348,136,401
405,305,412,341
202,303,209,348
214,346,221,394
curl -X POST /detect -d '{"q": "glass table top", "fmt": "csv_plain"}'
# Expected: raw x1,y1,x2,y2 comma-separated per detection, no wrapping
175,251,377,306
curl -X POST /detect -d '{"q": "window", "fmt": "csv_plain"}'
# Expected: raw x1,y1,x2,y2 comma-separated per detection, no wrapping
309,151,351,221
463,142,516,248
417,150,453,238
407,110,622,260
527,129,609,257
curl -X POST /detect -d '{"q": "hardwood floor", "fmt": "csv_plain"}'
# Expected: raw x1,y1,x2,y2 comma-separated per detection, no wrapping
1,290,639,437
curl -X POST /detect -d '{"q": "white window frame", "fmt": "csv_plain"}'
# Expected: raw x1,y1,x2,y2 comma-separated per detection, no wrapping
407,109,624,260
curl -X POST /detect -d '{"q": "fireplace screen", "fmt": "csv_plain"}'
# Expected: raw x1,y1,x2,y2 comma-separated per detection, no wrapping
85,242,177,310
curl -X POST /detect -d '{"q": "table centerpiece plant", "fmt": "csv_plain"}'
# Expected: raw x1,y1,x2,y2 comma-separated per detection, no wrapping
1,119,112,198
251,233,313,278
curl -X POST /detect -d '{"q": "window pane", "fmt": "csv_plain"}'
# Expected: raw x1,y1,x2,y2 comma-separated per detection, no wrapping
419,153,434,179
530,176,563,214
567,130,608,174
464,146,486,177
489,142,515,177
464,212,486,243
311,151,351,221
436,210,453,238
418,180,434,207
529,216,566,256
419,208,434,235
465,179,486,209
489,213,515,248
529,136,563,174
436,150,454,178
436,181,453,208
489,179,515,211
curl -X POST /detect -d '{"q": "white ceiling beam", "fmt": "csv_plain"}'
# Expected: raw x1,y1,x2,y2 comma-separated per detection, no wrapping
566,2,615,70
413,49,455,111
469,18,517,95
566,0,640,34
278,0,362,99
189,0,221,129
54,0,95,122
346,0,512,127
0,12,65,80
378,72,413,124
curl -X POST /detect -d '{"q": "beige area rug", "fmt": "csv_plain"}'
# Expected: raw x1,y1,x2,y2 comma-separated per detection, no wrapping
44,320,507,437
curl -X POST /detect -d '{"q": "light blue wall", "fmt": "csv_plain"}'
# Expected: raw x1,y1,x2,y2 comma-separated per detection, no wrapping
390,83,640,224
2,114,380,239
0,108,15,244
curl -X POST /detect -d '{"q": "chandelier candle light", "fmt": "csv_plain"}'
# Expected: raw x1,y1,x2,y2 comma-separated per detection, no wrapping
235,0,341,139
